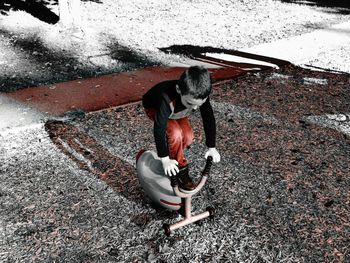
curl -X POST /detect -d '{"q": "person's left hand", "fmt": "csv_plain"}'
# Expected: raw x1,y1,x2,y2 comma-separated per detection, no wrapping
205,148,221,163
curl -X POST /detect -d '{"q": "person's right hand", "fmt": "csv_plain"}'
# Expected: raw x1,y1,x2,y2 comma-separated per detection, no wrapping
160,156,179,176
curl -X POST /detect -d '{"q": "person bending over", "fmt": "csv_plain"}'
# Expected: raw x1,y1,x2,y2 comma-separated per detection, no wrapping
142,66,220,191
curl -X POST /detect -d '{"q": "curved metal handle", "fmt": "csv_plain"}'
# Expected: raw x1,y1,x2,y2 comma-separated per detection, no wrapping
172,156,213,197
202,156,213,177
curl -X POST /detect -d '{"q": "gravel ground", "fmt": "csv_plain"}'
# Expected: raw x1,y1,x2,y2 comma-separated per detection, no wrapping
1,1,350,262
1,64,347,262
71,66,349,262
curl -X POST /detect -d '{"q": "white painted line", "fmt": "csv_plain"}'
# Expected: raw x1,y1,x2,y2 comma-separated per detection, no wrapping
268,73,291,80
168,60,222,69
74,138,94,155
195,56,240,68
202,52,279,69
292,0,316,4
306,114,350,136
267,73,328,85
57,138,95,172
303,77,328,85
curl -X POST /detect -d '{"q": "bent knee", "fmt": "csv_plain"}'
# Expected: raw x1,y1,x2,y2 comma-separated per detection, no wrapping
167,127,183,144
183,132,194,147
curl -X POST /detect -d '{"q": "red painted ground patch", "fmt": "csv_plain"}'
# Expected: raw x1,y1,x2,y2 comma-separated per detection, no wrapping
7,66,248,116
6,49,290,116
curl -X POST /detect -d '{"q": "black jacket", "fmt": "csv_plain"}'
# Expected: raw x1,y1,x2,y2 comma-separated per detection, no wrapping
142,80,216,157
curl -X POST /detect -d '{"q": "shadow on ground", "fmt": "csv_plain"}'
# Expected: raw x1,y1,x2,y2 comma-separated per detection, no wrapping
0,29,162,92
0,0,102,18
0,29,95,92
280,0,350,14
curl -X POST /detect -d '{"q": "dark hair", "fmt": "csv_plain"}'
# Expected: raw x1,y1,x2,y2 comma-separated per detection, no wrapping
178,66,212,99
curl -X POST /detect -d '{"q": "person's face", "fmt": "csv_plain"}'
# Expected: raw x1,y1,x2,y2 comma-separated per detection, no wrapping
176,84,207,110
180,94,207,110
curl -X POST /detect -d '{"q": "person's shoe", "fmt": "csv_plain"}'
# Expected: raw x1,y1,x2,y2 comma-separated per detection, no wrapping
177,201,186,217
177,165,196,193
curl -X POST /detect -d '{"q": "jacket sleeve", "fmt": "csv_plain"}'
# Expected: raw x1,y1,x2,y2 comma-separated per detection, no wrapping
154,98,172,157
200,97,216,148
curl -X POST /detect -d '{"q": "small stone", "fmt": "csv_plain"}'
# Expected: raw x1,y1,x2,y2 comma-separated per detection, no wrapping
147,253,157,263
335,114,347,122
328,114,347,122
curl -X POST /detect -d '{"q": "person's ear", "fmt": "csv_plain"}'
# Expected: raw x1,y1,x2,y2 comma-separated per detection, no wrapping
175,84,181,94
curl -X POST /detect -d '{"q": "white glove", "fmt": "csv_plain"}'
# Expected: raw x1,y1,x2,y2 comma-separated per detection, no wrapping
160,156,179,176
205,148,221,163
